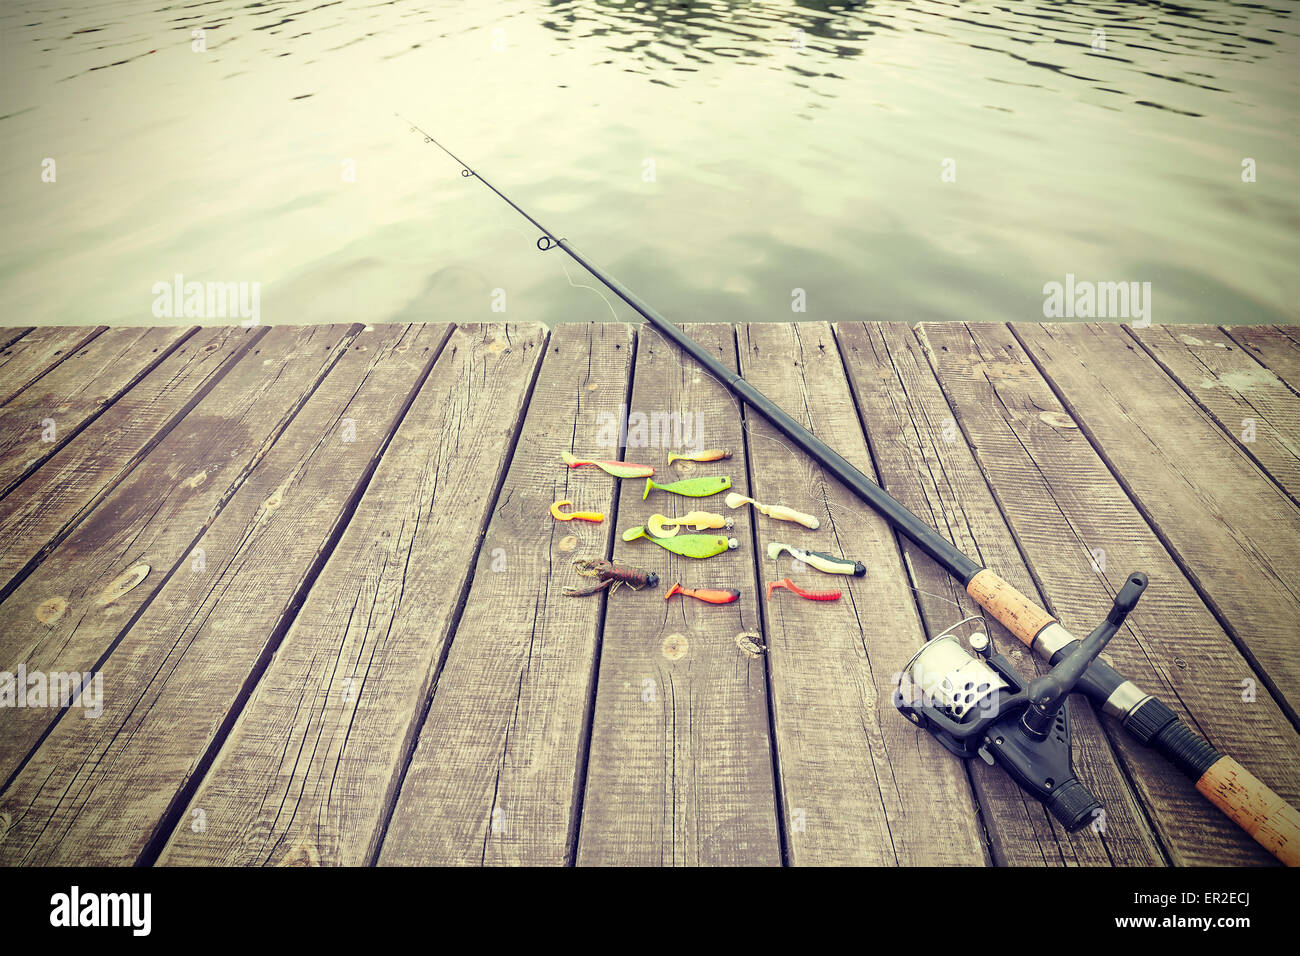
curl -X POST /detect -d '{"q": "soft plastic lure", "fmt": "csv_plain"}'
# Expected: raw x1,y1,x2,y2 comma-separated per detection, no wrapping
767,542,865,576
622,525,738,558
562,450,654,479
646,511,733,537
563,558,659,596
725,492,820,529
551,500,604,523
665,582,740,604
766,578,842,601
642,475,731,500
668,448,732,465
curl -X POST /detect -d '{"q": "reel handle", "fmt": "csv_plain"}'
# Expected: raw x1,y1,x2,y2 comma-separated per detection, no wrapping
1106,571,1148,626
1023,572,1147,738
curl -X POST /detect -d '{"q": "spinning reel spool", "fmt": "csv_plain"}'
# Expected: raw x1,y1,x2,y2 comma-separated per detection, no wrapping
897,615,1006,722
405,117,1300,863
895,573,1149,831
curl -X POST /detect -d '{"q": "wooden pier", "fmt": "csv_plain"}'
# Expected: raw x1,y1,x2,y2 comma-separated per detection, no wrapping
0,320,1296,866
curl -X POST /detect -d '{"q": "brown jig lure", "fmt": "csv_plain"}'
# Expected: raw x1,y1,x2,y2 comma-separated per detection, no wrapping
564,558,660,597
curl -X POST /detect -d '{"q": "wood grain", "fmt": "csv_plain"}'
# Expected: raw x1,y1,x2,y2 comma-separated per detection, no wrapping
0,327,106,407
0,326,195,498
0,324,368,786
919,321,1300,865
0,329,33,351
735,322,985,865
157,324,544,867
576,324,781,867
1014,323,1300,721
1129,324,1300,504
0,323,455,866
1222,327,1300,394
836,321,1163,866
0,326,259,597
0,320,1293,867
377,323,632,866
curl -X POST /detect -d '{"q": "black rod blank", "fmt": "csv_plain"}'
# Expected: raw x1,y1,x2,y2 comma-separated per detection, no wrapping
558,239,983,583
404,117,982,582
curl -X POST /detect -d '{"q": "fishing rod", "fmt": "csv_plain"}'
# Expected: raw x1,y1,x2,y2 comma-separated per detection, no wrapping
402,116,1299,865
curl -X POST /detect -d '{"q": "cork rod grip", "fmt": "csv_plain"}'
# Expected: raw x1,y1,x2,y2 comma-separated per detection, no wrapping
1197,757,1300,867
965,569,1057,647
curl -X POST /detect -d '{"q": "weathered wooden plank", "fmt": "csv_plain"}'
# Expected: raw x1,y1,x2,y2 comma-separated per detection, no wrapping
576,324,780,867
734,322,986,866
0,323,459,866
1014,323,1300,721
0,324,367,786
1222,326,1300,394
0,327,107,406
0,326,259,597
836,321,1163,866
154,323,545,867
0,329,32,351
376,323,631,866
1129,325,1300,504
919,321,1300,865
0,326,196,498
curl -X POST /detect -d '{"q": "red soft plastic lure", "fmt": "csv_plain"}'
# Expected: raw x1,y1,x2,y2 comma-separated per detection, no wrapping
765,578,841,601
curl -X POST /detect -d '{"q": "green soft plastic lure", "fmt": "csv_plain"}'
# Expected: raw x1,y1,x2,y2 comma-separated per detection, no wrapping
642,475,731,500
622,525,738,558
562,451,654,479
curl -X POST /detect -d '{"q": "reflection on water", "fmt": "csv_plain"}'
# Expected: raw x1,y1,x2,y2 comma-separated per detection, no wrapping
538,0,1281,115
0,0,1296,326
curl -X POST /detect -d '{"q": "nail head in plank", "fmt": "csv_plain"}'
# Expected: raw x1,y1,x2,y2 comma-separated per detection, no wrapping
379,322,632,866
0,329,33,352
576,323,781,867
739,321,987,866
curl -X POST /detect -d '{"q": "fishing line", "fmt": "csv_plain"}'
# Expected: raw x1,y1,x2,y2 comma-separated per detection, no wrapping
645,317,972,620
479,178,624,323
402,117,974,619
399,116,1300,862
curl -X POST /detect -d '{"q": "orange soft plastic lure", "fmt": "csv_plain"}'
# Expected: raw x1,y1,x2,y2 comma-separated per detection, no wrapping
665,582,740,604
668,448,732,465
550,500,604,523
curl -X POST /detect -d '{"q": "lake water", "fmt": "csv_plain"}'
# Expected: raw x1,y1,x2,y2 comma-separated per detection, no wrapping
1,0,1296,327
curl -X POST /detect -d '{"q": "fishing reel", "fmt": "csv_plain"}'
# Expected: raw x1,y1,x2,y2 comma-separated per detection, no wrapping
895,572,1148,831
